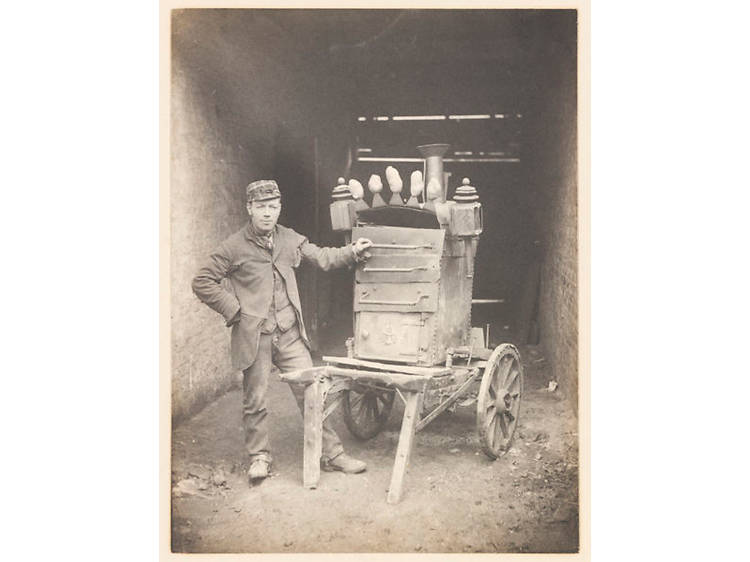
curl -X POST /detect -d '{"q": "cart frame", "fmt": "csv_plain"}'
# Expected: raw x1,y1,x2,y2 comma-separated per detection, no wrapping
280,343,521,504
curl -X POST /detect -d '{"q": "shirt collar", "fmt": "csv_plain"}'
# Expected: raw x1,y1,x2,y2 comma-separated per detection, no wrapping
245,221,275,249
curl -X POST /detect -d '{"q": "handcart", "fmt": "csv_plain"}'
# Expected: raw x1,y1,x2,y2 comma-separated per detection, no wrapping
280,144,523,503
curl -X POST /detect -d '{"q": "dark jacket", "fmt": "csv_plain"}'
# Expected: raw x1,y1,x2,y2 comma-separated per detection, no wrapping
192,222,356,370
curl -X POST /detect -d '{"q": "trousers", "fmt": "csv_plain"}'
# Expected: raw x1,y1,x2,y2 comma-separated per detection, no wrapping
241,325,344,464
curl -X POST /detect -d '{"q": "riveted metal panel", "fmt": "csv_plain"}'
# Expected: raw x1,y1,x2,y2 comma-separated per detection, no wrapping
349,223,479,366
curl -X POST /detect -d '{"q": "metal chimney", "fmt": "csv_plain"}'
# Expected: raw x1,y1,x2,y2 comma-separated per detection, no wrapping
417,143,450,202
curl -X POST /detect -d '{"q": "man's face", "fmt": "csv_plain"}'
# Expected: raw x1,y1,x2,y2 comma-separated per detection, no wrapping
247,198,281,234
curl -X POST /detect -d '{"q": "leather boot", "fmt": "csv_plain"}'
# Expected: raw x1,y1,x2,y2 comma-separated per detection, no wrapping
248,458,271,482
321,453,367,474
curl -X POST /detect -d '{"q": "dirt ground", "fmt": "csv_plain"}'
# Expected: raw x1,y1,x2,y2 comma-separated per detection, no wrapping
170,345,579,553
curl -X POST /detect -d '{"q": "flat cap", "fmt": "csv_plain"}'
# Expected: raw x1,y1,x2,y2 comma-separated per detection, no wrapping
246,179,281,202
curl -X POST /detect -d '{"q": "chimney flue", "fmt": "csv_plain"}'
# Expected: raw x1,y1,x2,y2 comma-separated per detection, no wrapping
417,143,450,203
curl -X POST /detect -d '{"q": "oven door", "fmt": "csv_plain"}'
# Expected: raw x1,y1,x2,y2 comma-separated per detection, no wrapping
355,311,426,363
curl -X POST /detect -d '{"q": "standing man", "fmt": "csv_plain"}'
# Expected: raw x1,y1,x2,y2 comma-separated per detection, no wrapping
192,179,372,484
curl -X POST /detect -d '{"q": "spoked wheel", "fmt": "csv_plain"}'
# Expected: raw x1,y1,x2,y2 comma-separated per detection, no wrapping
476,343,523,459
342,383,396,440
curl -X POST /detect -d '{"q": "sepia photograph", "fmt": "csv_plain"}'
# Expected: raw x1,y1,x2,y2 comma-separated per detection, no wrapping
8,2,750,561
167,5,584,554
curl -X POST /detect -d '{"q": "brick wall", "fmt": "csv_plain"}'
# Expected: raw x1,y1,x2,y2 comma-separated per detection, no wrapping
170,11,304,422
538,153,578,411
170,59,244,423
530,14,578,412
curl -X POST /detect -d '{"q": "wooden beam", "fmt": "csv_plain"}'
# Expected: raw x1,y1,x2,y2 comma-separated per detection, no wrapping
302,379,326,489
326,366,430,393
279,366,328,385
387,390,424,504
416,369,480,433
281,365,430,392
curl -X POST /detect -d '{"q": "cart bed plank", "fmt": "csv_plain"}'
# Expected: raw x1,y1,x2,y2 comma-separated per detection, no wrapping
326,367,430,392
322,356,451,377
280,365,430,393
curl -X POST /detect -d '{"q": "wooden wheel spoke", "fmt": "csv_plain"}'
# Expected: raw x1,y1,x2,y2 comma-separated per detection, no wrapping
363,395,373,417
489,377,498,397
365,396,376,422
503,357,519,388
505,369,520,392
486,415,498,444
485,411,496,432
497,412,509,440
492,416,503,449
499,357,514,385
485,405,497,424
350,393,365,413
354,402,365,424
376,392,391,408
370,395,381,417
357,396,370,422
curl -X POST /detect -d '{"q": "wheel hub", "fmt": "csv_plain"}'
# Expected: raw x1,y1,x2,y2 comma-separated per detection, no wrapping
495,388,512,413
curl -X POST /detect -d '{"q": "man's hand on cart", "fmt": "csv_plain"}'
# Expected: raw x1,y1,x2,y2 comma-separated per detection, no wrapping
352,238,373,261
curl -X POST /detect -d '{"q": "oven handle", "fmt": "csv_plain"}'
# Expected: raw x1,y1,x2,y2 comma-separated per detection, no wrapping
362,266,428,273
359,292,429,306
368,243,434,250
